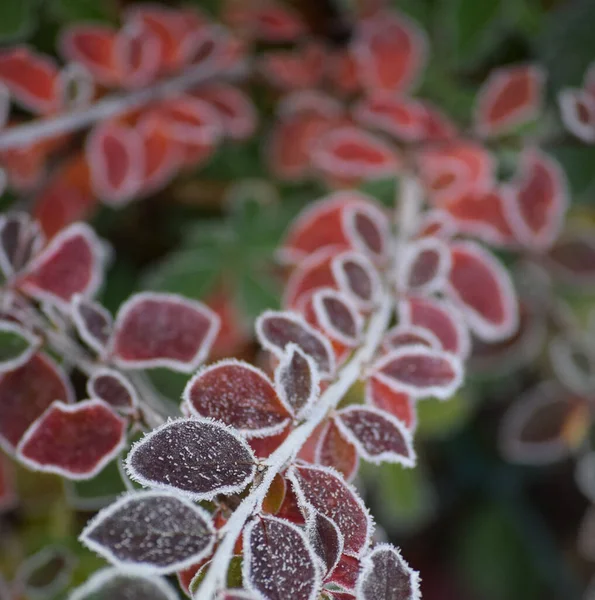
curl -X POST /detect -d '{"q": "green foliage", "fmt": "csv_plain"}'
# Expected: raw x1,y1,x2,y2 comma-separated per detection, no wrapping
0,0,37,42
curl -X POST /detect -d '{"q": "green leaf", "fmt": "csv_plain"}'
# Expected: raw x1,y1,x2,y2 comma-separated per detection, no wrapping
0,0,36,42
190,555,243,596
452,0,502,65
237,271,280,321
0,322,37,372
64,461,125,511
359,177,399,208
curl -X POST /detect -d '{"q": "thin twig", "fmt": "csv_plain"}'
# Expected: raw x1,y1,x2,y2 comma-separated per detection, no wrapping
0,59,244,151
195,290,393,599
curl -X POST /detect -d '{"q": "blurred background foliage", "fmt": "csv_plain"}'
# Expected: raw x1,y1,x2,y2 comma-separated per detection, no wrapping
1,0,595,599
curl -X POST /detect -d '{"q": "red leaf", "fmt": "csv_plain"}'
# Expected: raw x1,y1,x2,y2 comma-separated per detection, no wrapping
124,5,208,73
506,148,568,250
0,47,60,114
396,237,451,294
243,515,321,600
382,324,441,352
547,230,595,286
352,10,427,94
398,296,470,358
17,223,104,309
154,96,222,147
342,200,389,260
110,292,219,372
260,42,326,91
136,114,182,195
331,251,381,310
559,88,595,144
267,91,343,182
356,544,420,600
475,64,545,137
371,346,463,400
87,368,138,415
0,212,44,278
335,406,415,465
80,491,215,573
59,25,120,86
415,209,457,239
312,126,401,186
417,141,495,207
417,101,458,141
284,248,338,310
71,295,113,355
445,187,515,246
183,359,290,436
446,241,518,341
86,120,144,205
126,418,257,500
275,344,320,419
307,509,344,578
0,353,74,451
280,190,383,264
353,94,427,141
114,21,162,89
316,419,359,482
16,399,126,479
256,310,335,378
365,376,416,430
288,463,372,557
191,83,257,140
327,554,361,590
499,381,589,465
311,289,363,347
249,424,291,460
33,155,97,238
227,2,305,42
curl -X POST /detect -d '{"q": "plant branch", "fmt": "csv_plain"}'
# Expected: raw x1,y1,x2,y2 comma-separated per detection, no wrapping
194,290,394,599
0,59,244,151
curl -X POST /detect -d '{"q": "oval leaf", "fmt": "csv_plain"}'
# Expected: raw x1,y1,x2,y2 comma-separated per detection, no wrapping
110,292,220,373
126,418,257,500
80,492,215,574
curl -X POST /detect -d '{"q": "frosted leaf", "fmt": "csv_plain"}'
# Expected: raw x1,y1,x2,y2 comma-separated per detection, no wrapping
499,381,588,465
15,545,75,600
474,64,545,137
395,237,451,295
243,515,321,600
110,292,220,372
558,88,595,144
183,360,290,436
16,399,126,480
71,295,113,354
0,212,44,278
342,201,390,260
0,320,40,374
126,418,257,500
17,223,104,309
398,296,470,358
87,367,138,415
0,353,74,452
365,377,416,431
306,509,344,578
327,554,360,590
335,406,415,466
331,251,381,310
549,334,595,395
371,345,463,400
547,231,595,286
256,311,335,378
287,464,372,557
381,324,441,352
275,344,320,418
68,567,179,600
356,544,420,600
311,289,363,347
80,491,215,573
446,241,518,341
316,419,359,482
